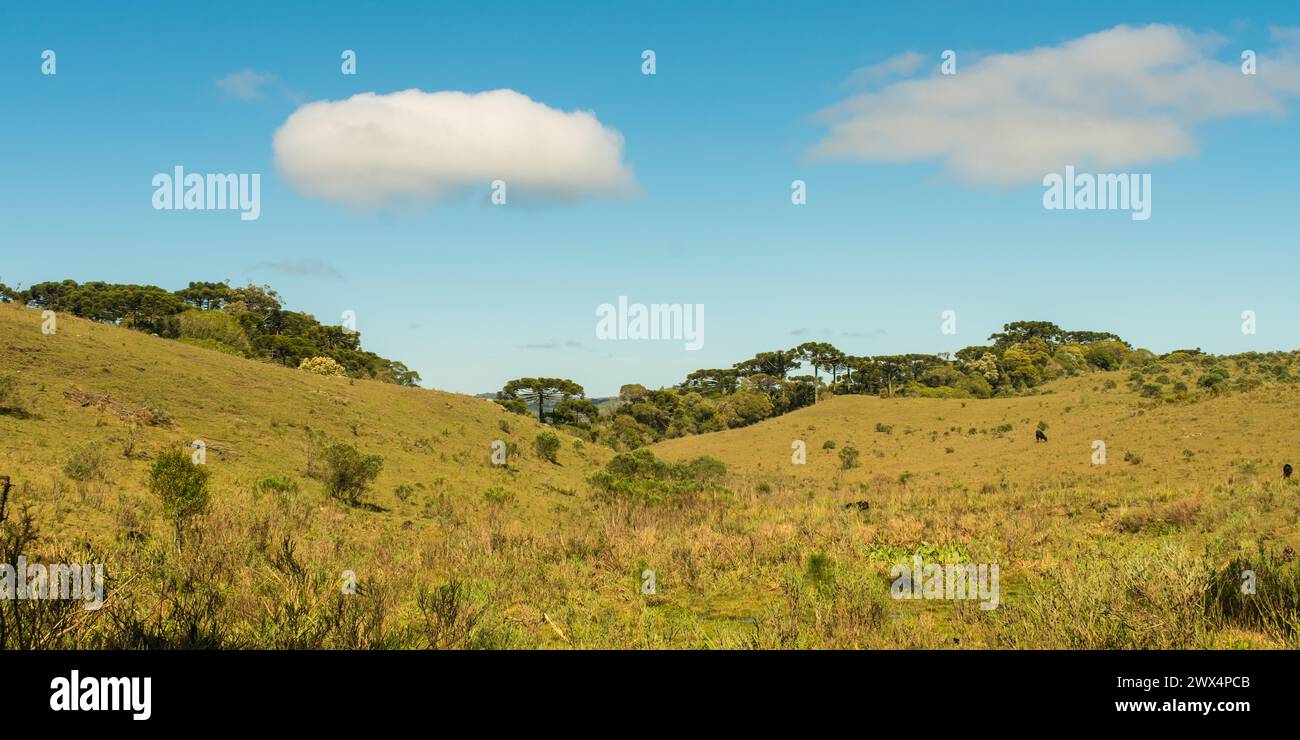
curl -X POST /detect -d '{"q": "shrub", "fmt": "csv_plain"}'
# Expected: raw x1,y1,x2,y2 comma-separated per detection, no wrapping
394,483,416,502
255,475,299,495
874,423,893,434
1084,341,1129,371
171,309,252,356
149,446,211,541
589,449,729,506
63,443,106,482
822,440,836,449
299,356,347,377
533,431,561,463
317,442,384,504
483,486,516,506
0,373,21,413
839,446,860,470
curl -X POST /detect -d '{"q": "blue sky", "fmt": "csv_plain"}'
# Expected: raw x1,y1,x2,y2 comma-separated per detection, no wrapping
3,1,1300,396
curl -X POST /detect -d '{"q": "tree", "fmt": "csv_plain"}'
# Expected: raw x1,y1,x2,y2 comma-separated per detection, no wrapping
716,389,774,428
150,447,212,543
1062,330,1127,347
383,361,421,387
795,342,841,383
734,350,798,379
988,321,1066,349
680,368,739,396
552,398,599,427
318,442,384,505
1001,347,1040,387
965,352,1001,385
619,384,649,403
497,377,586,424
823,348,848,387
1083,341,1129,371
175,281,235,311
299,356,347,377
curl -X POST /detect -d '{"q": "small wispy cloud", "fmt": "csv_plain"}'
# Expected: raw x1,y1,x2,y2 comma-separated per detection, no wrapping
216,69,276,100
517,340,586,351
789,328,885,338
844,51,926,87
250,257,341,278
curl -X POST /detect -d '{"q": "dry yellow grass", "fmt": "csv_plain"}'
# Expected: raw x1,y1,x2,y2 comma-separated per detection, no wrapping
2,299,1298,648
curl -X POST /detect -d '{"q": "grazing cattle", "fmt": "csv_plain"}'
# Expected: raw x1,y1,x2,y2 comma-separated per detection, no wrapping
1285,463,1293,479
1035,429,1048,443
843,500,870,511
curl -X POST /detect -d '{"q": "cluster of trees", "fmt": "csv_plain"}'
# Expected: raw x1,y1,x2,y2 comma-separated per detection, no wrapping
498,321,1149,451
0,279,419,385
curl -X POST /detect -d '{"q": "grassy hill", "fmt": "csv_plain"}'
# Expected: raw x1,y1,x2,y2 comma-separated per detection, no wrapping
649,374,1300,647
0,301,612,647
3,299,1298,648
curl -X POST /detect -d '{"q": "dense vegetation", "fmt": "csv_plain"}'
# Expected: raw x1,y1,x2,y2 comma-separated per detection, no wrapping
499,320,1284,451
0,279,418,385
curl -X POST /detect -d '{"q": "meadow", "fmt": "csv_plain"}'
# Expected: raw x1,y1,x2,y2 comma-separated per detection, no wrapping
2,300,1299,649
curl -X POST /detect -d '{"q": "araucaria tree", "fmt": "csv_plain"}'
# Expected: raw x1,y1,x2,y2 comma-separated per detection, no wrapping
497,377,586,424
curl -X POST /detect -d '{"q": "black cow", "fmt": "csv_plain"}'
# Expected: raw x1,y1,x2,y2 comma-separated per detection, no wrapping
1284,463,1293,480
1035,429,1048,443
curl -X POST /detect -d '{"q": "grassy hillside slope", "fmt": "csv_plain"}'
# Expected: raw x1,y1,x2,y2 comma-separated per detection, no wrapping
3,300,1298,649
646,374,1300,648
652,373,1300,493
0,301,614,647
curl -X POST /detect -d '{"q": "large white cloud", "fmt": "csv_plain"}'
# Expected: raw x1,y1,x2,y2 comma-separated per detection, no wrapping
273,88,635,205
811,24,1300,185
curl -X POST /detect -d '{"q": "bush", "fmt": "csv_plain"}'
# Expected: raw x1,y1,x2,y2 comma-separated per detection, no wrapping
299,356,347,377
63,443,106,482
171,309,252,356
394,483,416,502
589,449,728,506
1084,341,1129,371
534,431,561,463
149,446,211,541
254,475,299,495
0,373,21,413
317,442,384,504
483,486,515,506
839,446,860,470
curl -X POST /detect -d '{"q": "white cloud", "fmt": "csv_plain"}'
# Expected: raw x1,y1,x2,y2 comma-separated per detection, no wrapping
845,51,926,87
272,88,635,206
811,24,1300,185
217,69,275,100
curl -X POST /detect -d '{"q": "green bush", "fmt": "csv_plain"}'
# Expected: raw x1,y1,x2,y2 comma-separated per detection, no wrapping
589,449,728,506
534,431,561,463
255,475,299,495
839,446,860,470
317,442,384,504
483,486,516,506
63,443,106,482
0,373,21,413
149,446,211,541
